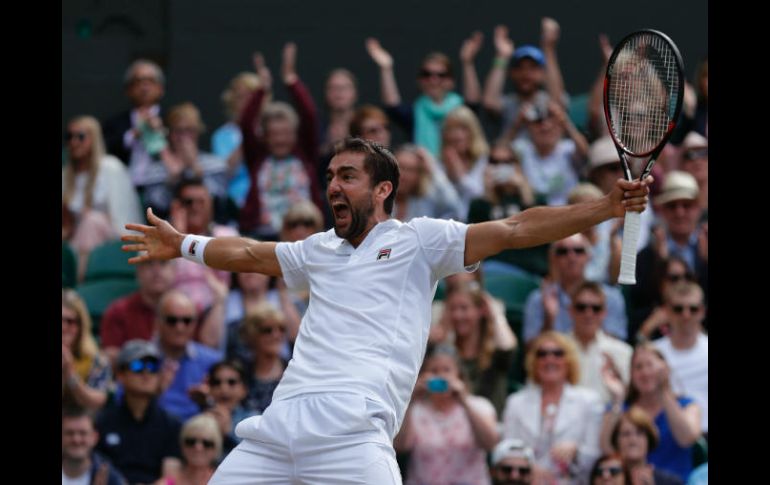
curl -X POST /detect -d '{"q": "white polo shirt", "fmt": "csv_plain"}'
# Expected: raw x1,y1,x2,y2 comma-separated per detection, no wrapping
274,217,476,439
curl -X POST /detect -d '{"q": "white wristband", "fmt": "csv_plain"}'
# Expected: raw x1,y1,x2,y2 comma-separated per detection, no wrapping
181,235,213,265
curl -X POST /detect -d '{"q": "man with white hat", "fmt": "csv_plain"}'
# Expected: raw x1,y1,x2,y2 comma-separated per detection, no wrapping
490,438,535,485
629,170,708,341
679,131,708,212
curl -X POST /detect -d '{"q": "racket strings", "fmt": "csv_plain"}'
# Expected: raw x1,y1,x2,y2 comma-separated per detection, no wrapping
608,32,680,156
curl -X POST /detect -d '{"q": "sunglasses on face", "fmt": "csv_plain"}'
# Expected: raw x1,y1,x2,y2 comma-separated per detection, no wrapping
663,200,696,211
64,131,87,142
594,465,623,477
535,348,565,359
488,156,516,165
165,315,195,327
126,358,160,374
554,246,586,256
671,304,701,314
573,302,603,313
259,325,286,336
180,197,207,208
499,465,532,475
183,437,216,449
684,148,708,160
419,69,450,79
210,377,240,387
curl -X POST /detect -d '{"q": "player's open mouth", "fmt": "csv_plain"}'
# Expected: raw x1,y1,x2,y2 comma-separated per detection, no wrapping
332,202,350,223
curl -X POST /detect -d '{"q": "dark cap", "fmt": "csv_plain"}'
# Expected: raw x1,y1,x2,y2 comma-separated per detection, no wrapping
117,339,161,367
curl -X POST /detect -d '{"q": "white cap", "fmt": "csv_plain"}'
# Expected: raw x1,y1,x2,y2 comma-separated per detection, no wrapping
491,438,534,465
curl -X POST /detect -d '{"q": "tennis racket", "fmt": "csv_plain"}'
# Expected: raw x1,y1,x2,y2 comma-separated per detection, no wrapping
603,29,684,285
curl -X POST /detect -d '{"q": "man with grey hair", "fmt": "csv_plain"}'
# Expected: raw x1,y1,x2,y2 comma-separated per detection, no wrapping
490,438,535,485
102,59,168,200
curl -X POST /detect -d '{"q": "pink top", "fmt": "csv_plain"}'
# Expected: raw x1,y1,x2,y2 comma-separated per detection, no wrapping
405,397,494,485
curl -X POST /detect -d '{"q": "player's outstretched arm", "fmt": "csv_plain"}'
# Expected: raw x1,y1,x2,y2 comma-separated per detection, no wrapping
122,208,282,276
464,177,651,266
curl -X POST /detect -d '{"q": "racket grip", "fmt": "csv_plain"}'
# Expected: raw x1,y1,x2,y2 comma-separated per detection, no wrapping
618,211,642,285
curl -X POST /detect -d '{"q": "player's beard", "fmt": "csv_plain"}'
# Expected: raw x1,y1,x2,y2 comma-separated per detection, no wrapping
334,194,374,242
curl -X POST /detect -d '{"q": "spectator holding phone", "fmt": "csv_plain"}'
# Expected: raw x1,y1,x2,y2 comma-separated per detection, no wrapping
394,344,499,485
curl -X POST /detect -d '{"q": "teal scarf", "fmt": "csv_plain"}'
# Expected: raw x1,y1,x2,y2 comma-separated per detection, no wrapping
413,92,464,158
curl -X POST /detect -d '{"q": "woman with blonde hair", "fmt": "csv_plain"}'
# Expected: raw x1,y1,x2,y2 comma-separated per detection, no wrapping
502,330,604,483
155,413,223,485
211,72,262,209
61,289,112,410
443,280,516,415
440,105,491,216
62,115,143,281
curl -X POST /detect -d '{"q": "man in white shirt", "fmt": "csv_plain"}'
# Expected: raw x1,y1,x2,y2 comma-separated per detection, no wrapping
123,137,650,484
567,281,632,404
653,280,708,436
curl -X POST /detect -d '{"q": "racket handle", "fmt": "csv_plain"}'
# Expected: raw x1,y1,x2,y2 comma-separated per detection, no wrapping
618,211,642,285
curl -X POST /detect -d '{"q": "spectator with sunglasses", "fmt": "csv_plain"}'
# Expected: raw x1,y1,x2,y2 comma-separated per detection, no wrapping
62,289,112,411
101,256,175,369
611,408,684,485
568,282,632,405
200,360,253,456
236,302,290,415
523,234,628,344
96,339,183,484
154,290,223,421
62,115,143,282
154,414,222,485
630,171,707,343
364,32,482,158
600,344,700,481
490,438,535,485
502,331,604,483
590,453,626,485
634,256,695,342
652,281,708,437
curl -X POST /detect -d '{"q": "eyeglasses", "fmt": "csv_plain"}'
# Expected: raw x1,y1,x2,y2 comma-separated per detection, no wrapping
594,465,623,477
183,437,216,449
62,316,79,326
573,302,603,313
684,148,708,160
259,325,286,336
210,377,240,387
535,348,565,359
165,315,195,327
419,69,450,79
498,465,532,475
488,156,516,165
64,131,87,142
126,358,160,374
286,219,316,230
554,246,586,256
671,304,701,314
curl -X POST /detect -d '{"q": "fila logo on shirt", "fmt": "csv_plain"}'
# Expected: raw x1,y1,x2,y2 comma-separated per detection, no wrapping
377,248,392,261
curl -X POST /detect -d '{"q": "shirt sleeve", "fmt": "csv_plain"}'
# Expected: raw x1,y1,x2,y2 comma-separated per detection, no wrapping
275,239,311,291
411,217,479,280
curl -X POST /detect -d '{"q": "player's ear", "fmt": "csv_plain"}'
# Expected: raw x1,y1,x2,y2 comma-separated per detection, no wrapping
375,180,393,202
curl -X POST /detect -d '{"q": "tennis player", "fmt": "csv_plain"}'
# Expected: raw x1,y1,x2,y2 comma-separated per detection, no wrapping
122,138,650,484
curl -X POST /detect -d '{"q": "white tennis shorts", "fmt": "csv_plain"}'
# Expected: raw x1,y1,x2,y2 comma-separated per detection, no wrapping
208,392,402,484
